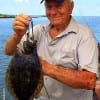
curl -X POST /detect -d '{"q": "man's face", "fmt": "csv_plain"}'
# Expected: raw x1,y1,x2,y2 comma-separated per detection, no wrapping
45,0,73,26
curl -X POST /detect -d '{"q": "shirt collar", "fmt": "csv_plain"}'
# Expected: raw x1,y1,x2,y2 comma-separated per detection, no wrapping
64,17,78,34
43,17,78,38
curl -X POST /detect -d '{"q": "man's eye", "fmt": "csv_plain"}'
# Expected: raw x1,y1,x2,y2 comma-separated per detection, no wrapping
56,4,63,9
46,5,52,9
45,4,62,10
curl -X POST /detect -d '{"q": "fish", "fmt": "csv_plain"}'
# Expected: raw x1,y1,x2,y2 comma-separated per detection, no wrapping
5,41,44,100
5,19,44,100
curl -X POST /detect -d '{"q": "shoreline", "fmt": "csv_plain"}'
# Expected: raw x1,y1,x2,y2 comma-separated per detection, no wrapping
0,15,46,18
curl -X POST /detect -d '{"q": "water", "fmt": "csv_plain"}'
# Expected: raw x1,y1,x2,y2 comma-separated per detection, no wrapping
74,16,100,43
0,16,100,100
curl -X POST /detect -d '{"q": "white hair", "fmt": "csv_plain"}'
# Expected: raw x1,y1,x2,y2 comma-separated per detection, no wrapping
69,0,73,2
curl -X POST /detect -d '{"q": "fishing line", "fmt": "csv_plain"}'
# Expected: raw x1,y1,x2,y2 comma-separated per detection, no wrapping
44,84,51,100
26,16,34,42
74,0,89,26
30,17,34,40
74,0,98,42
27,17,51,100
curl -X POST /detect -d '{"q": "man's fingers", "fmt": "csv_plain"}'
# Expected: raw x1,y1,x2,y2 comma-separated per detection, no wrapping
13,25,26,31
12,13,30,35
14,15,29,26
19,13,30,21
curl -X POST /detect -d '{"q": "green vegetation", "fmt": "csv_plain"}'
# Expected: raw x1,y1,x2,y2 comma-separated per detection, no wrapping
0,13,46,18
0,13,15,18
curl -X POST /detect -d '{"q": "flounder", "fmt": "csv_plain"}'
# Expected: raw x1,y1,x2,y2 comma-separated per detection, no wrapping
5,19,44,100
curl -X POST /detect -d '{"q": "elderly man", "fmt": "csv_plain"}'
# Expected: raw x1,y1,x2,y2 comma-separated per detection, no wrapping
5,0,98,100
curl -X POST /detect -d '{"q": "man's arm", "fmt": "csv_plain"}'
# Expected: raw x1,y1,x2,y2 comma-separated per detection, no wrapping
4,33,22,55
41,59,96,90
4,14,30,55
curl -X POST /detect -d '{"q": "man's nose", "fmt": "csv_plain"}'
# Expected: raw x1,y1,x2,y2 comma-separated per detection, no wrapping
49,7,58,14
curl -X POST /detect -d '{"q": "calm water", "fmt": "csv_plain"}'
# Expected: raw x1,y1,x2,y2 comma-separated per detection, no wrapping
0,16,100,100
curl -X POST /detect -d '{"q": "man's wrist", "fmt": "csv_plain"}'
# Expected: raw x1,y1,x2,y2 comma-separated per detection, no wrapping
13,33,22,43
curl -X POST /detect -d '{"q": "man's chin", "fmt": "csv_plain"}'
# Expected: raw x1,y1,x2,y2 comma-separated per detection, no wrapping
51,22,62,27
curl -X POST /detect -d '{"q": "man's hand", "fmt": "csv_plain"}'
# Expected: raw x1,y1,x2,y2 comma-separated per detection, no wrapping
4,13,30,55
13,13,30,37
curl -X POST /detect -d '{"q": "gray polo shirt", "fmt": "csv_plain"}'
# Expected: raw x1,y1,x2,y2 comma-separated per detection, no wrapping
18,18,98,100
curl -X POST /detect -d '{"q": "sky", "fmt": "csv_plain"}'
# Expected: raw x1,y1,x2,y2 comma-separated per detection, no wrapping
0,0,100,16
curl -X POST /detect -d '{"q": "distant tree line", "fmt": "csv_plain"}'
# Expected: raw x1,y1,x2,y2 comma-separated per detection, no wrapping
0,13,15,18
0,13,46,18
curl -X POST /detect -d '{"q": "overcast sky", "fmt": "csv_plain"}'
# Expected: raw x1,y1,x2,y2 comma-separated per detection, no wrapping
0,0,100,16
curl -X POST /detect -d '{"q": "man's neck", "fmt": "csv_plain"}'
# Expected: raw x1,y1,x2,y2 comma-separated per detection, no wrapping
51,16,71,33
50,17,71,39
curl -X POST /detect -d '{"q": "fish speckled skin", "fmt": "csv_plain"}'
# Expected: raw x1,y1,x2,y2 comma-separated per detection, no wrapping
5,42,43,100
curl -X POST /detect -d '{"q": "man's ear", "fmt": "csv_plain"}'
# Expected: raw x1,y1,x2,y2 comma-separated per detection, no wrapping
69,1,74,14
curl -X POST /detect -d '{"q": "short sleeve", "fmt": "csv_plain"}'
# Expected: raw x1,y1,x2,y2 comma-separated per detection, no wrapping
78,35,98,76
